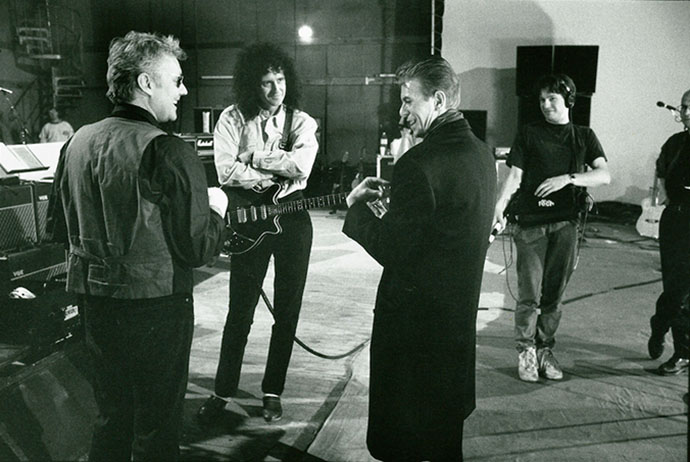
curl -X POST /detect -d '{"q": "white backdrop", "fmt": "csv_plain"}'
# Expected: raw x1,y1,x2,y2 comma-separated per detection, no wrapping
442,0,690,204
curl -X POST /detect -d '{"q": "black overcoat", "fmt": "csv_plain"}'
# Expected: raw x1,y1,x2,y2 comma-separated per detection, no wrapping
343,113,496,460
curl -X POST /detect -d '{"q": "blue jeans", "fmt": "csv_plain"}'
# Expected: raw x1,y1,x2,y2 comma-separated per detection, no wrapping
514,221,577,351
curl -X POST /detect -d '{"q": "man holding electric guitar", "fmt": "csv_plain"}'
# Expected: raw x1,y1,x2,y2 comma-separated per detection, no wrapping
647,89,690,376
197,42,319,424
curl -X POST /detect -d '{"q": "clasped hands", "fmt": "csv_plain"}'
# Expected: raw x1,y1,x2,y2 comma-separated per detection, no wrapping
346,177,390,208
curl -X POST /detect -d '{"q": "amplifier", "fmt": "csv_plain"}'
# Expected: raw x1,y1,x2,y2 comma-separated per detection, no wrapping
195,135,214,157
178,133,214,157
0,243,67,292
0,182,52,251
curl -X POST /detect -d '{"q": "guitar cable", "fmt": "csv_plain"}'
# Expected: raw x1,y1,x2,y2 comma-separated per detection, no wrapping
257,286,370,360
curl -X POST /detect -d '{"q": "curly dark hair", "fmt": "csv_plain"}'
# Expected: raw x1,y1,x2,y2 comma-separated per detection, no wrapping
233,42,301,120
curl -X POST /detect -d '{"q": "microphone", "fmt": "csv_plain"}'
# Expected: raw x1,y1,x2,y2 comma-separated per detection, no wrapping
488,222,504,244
0,86,13,94
656,101,678,112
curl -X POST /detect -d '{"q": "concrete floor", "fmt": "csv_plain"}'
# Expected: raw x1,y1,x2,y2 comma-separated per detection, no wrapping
179,210,688,461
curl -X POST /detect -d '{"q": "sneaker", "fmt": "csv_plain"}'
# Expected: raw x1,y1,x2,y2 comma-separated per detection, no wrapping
537,348,563,380
658,355,689,376
518,347,539,382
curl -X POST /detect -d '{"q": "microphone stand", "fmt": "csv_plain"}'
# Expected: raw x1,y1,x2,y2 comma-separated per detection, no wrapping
1,92,31,144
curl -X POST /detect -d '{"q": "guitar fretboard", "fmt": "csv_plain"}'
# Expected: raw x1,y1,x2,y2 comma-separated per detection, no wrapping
276,192,348,214
235,192,348,223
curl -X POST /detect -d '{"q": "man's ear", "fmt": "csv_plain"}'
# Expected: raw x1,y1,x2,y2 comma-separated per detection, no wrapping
137,72,154,96
433,90,447,111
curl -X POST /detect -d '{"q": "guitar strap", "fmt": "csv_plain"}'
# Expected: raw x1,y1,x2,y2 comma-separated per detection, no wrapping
279,105,294,151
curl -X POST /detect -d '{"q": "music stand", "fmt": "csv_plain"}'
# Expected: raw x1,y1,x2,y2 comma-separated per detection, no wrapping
0,143,48,174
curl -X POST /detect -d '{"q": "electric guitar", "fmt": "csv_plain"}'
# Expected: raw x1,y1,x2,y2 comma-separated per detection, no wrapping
222,184,348,254
636,175,665,239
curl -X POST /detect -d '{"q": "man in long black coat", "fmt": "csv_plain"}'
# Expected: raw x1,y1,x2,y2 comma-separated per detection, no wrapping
343,57,496,461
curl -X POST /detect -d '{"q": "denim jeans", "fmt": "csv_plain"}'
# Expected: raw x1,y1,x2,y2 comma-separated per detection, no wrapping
513,221,577,351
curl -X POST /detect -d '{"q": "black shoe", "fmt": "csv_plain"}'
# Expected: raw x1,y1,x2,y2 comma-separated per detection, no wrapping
197,395,227,425
262,395,282,422
647,321,666,360
658,356,689,376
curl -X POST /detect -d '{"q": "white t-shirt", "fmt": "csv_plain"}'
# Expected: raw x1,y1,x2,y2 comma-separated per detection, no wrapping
39,120,74,143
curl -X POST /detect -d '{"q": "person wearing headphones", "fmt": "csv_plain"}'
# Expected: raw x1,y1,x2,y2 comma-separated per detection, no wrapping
647,89,690,376
493,74,611,383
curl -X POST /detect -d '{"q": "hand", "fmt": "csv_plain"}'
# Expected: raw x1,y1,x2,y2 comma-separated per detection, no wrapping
492,208,507,231
534,174,571,198
208,187,229,218
238,151,253,164
346,177,390,207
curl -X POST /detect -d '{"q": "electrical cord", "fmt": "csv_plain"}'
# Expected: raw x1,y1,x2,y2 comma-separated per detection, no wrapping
257,286,370,360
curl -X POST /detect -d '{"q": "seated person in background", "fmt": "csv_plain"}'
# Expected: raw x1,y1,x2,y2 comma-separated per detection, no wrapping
39,107,74,143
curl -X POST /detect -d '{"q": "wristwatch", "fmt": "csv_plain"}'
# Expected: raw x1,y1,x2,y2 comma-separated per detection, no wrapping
569,174,576,184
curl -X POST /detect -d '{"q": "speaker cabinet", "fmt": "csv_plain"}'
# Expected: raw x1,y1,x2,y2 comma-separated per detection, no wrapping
516,45,599,96
553,46,598,94
516,46,553,96
0,183,55,251
0,345,95,461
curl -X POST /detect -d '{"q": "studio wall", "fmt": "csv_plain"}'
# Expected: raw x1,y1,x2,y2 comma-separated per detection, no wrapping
0,0,432,173
442,0,690,205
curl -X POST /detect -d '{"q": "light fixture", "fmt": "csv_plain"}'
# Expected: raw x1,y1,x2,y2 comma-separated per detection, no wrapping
298,25,313,43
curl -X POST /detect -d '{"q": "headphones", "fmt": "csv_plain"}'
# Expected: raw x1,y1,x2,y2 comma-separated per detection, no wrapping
558,77,576,108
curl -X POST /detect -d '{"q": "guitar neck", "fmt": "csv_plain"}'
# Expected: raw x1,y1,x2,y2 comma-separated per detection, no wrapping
276,192,349,215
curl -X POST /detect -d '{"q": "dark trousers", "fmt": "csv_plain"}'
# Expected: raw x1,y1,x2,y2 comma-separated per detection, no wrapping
652,206,690,358
215,209,313,397
83,294,194,462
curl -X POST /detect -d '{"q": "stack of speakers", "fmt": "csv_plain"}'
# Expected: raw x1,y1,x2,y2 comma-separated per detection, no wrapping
0,182,79,352
516,45,599,127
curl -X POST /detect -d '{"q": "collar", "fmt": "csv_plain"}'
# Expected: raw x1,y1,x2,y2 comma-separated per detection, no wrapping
424,109,465,138
110,103,160,128
257,104,284,121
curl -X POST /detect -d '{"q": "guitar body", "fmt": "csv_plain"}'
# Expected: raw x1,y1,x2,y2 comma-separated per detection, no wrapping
636,175,664,239
222,184,283,255
221,184,348,254
636,197,665,239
